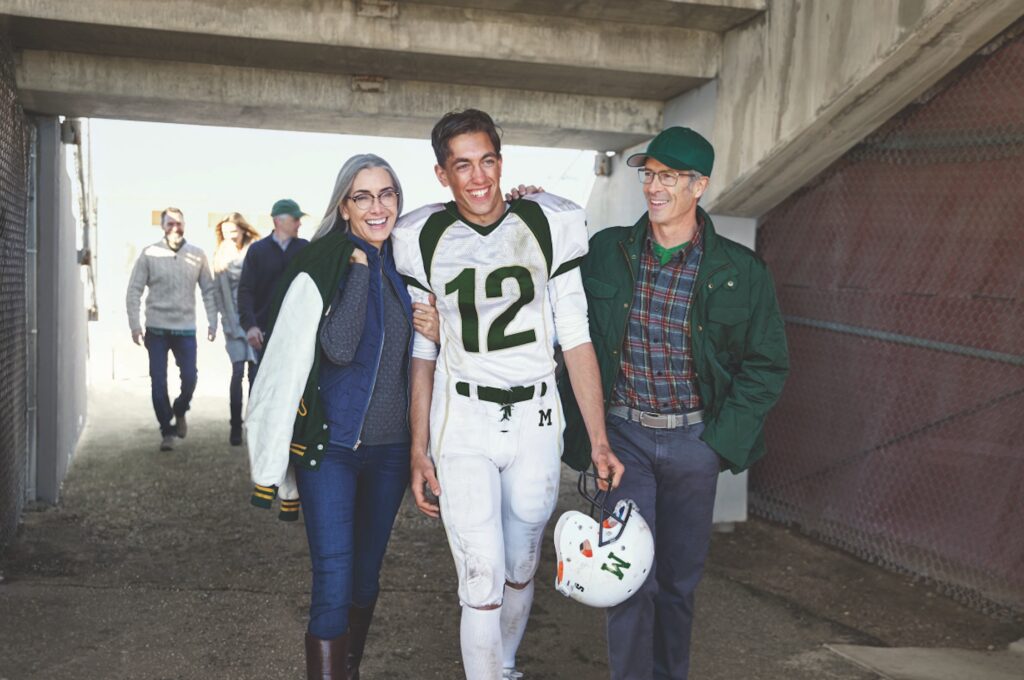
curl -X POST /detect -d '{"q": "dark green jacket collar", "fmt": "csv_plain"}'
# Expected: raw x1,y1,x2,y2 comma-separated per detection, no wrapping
618,207,732,283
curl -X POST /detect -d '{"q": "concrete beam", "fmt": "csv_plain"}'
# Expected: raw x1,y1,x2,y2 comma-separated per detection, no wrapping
0,0,720,100
704,0,1024,217
402,0,766,32
16,50,664,150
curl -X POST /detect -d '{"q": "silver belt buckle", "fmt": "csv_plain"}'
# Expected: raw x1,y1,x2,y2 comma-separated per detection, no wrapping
638,411,670,429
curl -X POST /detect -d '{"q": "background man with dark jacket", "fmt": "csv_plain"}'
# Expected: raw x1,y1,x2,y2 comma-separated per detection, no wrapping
237,198,309,368
560,127,789,680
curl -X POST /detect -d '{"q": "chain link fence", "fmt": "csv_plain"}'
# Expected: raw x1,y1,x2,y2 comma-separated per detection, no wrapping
754,28,1024,617
0,37,30,551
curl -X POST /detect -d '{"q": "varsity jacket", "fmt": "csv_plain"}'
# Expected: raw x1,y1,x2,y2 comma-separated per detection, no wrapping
245,228,353,520
559,208,789,474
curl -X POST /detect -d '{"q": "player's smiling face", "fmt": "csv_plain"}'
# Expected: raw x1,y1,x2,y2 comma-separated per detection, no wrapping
436,131,505,226
341,166,399,249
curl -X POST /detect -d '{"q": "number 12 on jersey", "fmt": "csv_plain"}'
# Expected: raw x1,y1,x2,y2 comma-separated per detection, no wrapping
445,266,537,353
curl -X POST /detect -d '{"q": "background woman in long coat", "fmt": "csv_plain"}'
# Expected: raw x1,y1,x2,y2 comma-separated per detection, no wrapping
212,212,260,445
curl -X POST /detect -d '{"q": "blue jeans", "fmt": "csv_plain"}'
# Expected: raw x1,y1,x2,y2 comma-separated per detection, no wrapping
144,331,198,436
295,441,410,640
605,415,721,680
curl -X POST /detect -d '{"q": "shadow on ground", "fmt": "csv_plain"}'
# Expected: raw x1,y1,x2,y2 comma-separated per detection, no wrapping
2,380,1021,679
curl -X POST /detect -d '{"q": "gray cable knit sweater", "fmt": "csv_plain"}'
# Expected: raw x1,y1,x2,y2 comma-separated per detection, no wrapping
126,239,218,333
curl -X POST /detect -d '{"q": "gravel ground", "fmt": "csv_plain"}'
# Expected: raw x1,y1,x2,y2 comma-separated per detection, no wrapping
1,380,1020,679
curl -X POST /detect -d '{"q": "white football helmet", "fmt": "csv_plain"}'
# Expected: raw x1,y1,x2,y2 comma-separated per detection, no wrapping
554,471,654,608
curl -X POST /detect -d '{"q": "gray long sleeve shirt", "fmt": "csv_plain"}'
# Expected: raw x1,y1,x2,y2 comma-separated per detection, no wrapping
319,263,411,446
126,239,218,333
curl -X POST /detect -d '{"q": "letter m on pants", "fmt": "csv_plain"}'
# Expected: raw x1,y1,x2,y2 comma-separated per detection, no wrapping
600,552,631,580
538,408,552,426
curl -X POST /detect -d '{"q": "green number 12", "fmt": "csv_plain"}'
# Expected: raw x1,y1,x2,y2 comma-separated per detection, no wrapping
444,266,536,352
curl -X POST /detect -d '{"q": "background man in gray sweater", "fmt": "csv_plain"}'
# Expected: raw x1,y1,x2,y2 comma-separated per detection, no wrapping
126,207,219,451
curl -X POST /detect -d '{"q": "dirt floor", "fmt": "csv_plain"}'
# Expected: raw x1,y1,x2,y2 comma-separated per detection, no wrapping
1,380,1021,679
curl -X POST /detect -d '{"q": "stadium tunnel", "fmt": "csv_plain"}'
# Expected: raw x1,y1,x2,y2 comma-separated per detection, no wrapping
1,0,1022,621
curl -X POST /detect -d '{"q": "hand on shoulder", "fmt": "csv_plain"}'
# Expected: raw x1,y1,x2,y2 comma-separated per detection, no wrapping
505,184,545,201
349,248,368,266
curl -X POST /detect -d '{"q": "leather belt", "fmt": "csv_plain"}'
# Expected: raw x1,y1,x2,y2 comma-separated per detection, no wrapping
456,380,547,405
608,405,704,429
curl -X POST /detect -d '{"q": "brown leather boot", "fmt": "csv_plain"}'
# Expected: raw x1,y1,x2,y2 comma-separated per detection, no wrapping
346,599,378,680
305,631,349,680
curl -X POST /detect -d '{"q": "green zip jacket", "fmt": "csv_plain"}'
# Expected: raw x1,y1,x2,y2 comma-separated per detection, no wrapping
559,208,789,474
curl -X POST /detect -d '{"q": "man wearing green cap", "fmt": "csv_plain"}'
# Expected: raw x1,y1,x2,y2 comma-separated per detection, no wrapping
560,127,789,679
237,198,309,370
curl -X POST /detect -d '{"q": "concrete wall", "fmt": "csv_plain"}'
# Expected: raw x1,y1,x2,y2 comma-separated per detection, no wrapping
34,116,87,503
707,0,1024,216
584,141,647,234
585,0,1023,220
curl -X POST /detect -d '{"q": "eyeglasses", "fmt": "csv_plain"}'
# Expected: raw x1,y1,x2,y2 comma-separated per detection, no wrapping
346,189,399,211
637,169,697,187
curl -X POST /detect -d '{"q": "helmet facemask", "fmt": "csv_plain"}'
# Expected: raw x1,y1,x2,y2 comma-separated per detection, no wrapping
578,468,632,548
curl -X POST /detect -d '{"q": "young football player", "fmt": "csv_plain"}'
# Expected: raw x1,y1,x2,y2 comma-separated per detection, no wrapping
393,109,624,679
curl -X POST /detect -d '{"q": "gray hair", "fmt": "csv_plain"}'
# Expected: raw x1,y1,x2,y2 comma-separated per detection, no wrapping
688,171,707,203
311,154,404,242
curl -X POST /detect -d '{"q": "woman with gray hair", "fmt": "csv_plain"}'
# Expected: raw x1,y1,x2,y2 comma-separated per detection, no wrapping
245,154,438,679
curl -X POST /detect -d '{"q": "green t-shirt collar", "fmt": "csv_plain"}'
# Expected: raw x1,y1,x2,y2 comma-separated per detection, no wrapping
651,239,690,265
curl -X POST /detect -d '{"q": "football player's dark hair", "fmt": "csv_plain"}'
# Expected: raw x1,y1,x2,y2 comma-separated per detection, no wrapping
431,109,503,166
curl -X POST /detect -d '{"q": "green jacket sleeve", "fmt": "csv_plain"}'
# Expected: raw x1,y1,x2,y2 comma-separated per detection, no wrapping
702,265,790,472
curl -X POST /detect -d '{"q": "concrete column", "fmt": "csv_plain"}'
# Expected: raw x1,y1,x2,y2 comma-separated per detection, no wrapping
584,143,648,234
33,116,87,503
663,79,717,140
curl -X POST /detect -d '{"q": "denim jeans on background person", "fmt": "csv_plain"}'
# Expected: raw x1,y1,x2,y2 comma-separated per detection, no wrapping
604,414,721,680
295,441,411,640
229,360,255,426
144,331,198,436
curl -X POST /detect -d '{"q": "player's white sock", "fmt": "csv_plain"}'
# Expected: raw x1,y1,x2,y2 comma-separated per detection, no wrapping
461,605,503,680
500,579,534,669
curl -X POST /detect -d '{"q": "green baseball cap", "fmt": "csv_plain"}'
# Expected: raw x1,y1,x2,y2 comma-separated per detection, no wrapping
626,127,714,176
270,198,307,218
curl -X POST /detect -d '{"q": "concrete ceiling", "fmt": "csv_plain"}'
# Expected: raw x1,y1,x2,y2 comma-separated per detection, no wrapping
1,0,765,149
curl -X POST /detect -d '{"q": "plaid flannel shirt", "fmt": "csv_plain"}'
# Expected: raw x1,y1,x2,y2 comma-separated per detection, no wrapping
611,223,704,413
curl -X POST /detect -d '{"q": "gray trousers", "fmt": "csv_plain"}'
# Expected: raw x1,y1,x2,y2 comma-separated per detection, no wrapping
605,413,721,680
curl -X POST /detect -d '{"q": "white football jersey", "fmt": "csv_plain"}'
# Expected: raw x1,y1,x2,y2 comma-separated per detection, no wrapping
393,193,589,388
